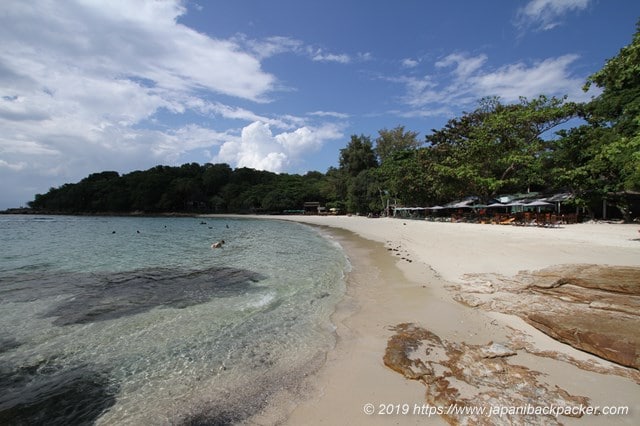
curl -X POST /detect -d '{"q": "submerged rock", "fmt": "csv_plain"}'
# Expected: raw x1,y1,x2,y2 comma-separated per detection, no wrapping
0,361,117,426
39,266,266,326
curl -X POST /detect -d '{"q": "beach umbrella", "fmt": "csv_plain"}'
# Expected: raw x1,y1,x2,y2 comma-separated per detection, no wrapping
525,199,554,213
526,200,553,206
451,201,474,209
503,201,525,213
486,202,510,213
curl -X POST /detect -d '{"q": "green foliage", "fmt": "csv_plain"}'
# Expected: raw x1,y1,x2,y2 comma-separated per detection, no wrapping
28,163,328,214
339,134,378,177
568,20,640,220
426,96,577,200
202,163,232,195
547,126,600,211
584,20,640,137
347,169,381,214
375,126,421,164
377,149,440,205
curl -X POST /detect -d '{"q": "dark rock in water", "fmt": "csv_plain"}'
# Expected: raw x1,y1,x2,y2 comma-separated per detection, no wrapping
0,361,117,426
176,382,270,426
38,266,266,326
181,410,246,426
0,337,21,354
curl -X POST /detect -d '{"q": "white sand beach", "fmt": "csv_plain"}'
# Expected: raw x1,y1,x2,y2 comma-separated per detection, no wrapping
275,216,640,283
241,216,640,425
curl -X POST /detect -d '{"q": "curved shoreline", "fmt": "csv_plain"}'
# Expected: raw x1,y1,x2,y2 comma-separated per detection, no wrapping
212,216,640,425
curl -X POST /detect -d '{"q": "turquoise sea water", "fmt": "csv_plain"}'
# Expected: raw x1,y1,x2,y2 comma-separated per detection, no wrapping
0,215,348,424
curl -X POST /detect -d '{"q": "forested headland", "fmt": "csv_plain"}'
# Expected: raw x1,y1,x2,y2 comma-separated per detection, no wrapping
23,23,640,221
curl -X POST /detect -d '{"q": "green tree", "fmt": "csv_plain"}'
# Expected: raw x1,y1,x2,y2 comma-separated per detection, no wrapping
202,163,232,196
320,166,349,207
336,134,379,213
339,134,378,177
579,20,640,220
127,167,174,212
377,148,441,206
584,20,640,137
347,169,382,214
426,96,577,201
375,125,421,164
158,176,203,211
547,125,602,217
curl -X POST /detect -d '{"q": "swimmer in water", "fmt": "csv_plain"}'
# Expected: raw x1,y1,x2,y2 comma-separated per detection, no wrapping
211,240,225,249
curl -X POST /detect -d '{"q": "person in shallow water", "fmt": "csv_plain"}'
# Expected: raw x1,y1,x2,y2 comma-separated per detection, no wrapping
211,240,225,248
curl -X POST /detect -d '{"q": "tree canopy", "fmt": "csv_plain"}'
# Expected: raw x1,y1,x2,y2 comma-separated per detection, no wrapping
338,134,378,176
551,21,640,220
375,125,421,164
426,96,578,200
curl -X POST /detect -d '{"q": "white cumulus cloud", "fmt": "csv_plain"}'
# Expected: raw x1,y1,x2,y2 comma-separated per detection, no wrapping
214,121,343,173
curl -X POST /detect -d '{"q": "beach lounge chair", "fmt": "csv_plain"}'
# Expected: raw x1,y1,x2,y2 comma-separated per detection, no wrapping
499,216,515,225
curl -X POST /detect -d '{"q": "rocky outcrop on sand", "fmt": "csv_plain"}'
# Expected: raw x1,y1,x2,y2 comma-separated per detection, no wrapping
449,264,640,371
384,323,589,425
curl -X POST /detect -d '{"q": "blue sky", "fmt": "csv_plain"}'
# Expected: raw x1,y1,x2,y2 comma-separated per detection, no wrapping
1,0,639,209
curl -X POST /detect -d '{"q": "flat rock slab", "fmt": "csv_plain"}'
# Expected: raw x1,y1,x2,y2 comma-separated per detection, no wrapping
452,264,640,370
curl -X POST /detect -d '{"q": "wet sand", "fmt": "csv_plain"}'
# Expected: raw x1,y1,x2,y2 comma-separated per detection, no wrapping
231,216,640,425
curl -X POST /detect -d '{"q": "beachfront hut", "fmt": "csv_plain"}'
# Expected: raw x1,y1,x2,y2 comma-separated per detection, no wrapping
545,193,574,214
486,202,509,213
525,200,553,209
526,200,553,207
303,202,322,215
522,199,554,215
443,197,480,210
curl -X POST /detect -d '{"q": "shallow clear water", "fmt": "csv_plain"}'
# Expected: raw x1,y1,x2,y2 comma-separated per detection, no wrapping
0,215,348,425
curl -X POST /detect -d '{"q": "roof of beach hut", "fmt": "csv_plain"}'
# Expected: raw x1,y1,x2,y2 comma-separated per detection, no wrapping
525,200,553,206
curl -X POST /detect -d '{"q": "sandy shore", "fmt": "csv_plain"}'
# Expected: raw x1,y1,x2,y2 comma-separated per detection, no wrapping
239,216,640,425
270,216,640,283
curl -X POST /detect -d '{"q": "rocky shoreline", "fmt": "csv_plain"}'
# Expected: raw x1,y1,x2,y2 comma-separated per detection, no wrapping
449,264,639,372
384,323,591,425
382,264,639,425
